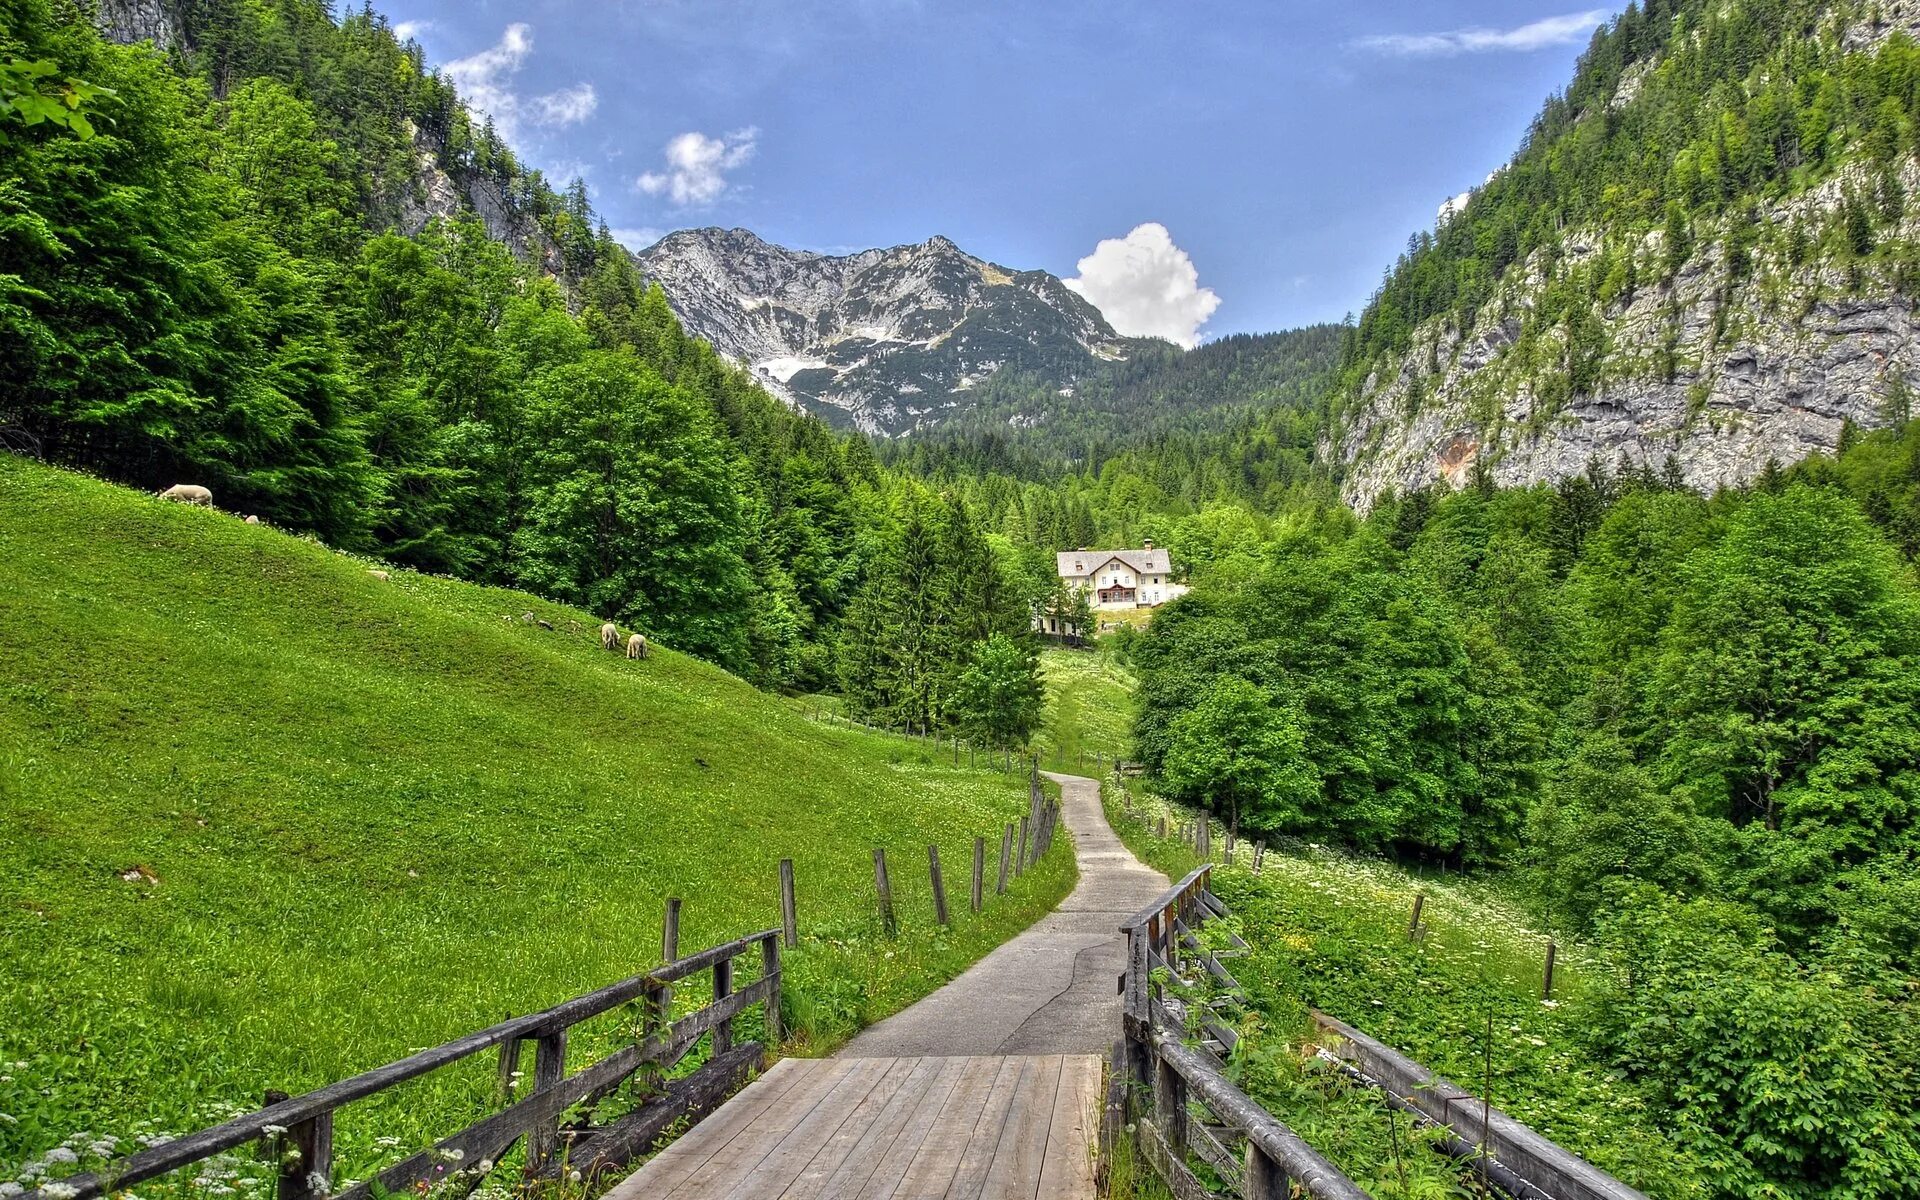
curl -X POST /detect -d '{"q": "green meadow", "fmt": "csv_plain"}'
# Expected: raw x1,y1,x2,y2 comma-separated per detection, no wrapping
0,459,1073,1186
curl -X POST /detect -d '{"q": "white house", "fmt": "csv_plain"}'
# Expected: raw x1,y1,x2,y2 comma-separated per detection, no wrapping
1056,541,1187,610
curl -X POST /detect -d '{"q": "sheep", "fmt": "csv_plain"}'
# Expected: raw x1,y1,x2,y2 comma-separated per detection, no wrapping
536,619,554,631
520,611,536,625
626,633,648,660
600,622,621,653
158,484,213,506
243,514,261,525
367,569,390,582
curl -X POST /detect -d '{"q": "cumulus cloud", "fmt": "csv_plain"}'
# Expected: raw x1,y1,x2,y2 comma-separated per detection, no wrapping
637,128,758,208
392,19,431,43
1355,10,1608,56
442,24,598,144
1063,223,1220,349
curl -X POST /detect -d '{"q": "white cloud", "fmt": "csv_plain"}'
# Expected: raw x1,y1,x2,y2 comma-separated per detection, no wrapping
1355,10,1608,57
609,226,667,251
637,128,758,208
442,24,598,145
392,19,431,43
1063,223,1220,349
532,84,598,127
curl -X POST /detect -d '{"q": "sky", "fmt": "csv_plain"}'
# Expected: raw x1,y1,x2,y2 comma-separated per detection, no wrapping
388,1,1618,344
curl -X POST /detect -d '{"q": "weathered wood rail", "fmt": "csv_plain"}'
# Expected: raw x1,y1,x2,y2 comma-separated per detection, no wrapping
20,930,783,1200
1111,863,1647,1200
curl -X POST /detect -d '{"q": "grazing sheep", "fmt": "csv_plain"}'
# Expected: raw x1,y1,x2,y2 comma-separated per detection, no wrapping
626,633,648,660
600,622,620,652
243,514,261,525
158,484,213,506
536,619,554,631
520,611,536,625
367,569,390,582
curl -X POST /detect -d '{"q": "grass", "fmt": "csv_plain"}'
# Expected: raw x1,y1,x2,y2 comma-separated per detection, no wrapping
1103,786,1707,1197
1032,646,1136,772
0,458,1075,1192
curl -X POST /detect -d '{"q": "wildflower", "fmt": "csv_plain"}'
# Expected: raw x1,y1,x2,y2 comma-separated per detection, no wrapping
40,1186,78,1200
0,1184,22,1198
0,1114,15,1127
567,1171,581,1184
260,1126,288,1138
45,1149,78,1166
474,1162,493,1175
374,1138,401,1150
304,1172,330,1195
1540,999,1560,1009
1527,1037,1547,1047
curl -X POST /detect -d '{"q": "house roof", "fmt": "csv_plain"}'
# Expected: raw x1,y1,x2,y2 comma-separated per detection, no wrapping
1057,548,1171,576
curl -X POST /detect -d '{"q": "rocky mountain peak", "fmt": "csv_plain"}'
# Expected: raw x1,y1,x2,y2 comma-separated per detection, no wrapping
634,228,1147,435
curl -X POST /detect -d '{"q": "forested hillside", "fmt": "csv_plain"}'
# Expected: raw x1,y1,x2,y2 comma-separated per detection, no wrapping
0,0,1041,732
1333,0,1920,507
1133,429,1920,1195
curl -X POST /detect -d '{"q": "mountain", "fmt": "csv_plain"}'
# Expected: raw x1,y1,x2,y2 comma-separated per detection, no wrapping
635,228,1153,435
1327,0,1920,510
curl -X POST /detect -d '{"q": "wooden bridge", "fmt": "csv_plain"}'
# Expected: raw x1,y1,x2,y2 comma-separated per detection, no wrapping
607,1054,1099,1200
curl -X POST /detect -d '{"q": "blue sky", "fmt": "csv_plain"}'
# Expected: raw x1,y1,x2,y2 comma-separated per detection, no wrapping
389,1,1617,341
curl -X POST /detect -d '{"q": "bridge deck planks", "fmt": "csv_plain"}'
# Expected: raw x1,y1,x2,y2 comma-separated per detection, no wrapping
604,1055,1101,1200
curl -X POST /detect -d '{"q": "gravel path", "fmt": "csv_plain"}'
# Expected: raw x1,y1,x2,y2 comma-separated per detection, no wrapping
838,772,1168,1057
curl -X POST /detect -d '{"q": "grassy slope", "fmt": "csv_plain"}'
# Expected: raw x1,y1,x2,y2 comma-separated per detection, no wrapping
0,459,1073,1173
1033,646,1135,770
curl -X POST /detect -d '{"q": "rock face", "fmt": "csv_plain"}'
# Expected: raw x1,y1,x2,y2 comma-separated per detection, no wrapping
635,228,1147,434
1332,165,1920,513
94,0,178,49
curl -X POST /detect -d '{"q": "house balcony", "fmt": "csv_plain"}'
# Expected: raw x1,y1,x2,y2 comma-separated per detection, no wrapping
1097,586,1137,605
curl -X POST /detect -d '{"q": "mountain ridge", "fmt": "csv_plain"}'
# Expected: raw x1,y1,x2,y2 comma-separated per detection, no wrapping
635,226,1154,435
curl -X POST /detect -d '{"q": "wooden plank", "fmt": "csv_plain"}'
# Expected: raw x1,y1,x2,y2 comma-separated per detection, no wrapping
603,1059,809,1200
659,1060,860,1199
888,1057,1004,1199
977,1055,1064,1200
939,1059,1026,1200
1035,1056,1100,1200
789,1057,950,1200
846,1057,974,1200
774,1058,925,1200
552,1043,764,1186
718,1058,895,1199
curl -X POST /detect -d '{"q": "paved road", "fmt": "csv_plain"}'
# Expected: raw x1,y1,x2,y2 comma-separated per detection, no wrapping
838,773,1168,1057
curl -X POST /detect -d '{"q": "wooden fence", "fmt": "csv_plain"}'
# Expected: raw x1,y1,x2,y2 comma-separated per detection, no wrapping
20,929,782,1200
1110,864,1647,1200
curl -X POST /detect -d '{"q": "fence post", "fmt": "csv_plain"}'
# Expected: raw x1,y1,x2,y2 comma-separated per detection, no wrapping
929,845,950,926
526,1029,567,1171
1158,815,1167,839
494,1039,522,1104
1408,892,1426,940
1154,1053,1188,1157
779,859,798,949
873,848,897,937
1016,816,1030,875
1253,841,1266,873
1543,940,1558,999
274,1107,333,1200
1246,1143,1283,1200
971,836,985,913
997,823,1014,894
713,956,735,1054
662,896,683,1015
761,934,783,1051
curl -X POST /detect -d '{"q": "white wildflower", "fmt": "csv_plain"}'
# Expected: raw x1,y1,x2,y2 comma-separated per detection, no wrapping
260,1126,287,1137
0,1114,15,1127
45,1149,78,1166
303,1172,329,1195
566,1171,581,1184
0,1184,22,1198
374,1138,401,1149
40,1186,78,1200
474,1161,493,1174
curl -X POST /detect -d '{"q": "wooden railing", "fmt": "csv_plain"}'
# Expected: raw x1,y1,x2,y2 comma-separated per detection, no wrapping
1113,862,1648,1200
21,930,783,1200
1116,867,1368,1200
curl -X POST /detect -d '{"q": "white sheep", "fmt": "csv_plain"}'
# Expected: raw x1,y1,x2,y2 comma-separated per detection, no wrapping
243,514,261,525
158,484,212,506
367,569,390,582
626,633,648,660
600,622,620,653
